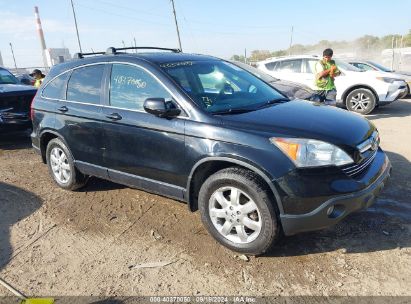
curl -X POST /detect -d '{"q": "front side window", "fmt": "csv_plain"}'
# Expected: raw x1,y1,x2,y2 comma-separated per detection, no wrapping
265,62,277,71
160,60,286,114
67,65,104,104
42,72,70,100
0,69,18,84
110,64,172,111
277,60,302,73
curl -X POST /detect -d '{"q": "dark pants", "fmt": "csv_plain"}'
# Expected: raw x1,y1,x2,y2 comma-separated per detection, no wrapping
313,89,337,106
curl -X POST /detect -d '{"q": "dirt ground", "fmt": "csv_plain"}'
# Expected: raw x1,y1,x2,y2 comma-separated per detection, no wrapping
0,99,410,298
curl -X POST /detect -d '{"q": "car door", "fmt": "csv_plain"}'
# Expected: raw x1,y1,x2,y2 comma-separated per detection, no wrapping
271,59,304,84
55,63,107,178
101,62,186,198
301,59,319,90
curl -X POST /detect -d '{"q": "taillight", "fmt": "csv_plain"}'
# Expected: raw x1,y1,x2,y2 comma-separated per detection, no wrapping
30,96,35,121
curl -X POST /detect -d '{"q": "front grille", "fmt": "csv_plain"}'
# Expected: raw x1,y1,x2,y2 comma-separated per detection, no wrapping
341,131,379,177
341,149,377,177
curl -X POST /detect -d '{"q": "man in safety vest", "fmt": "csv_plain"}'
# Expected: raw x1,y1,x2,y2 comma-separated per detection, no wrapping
314,48,340,105
30,69,45,88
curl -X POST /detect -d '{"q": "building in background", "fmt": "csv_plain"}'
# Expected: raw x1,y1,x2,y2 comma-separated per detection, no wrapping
45,48,71,66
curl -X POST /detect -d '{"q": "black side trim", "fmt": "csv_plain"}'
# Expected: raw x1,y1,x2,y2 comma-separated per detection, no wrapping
108,168,185,201
75,161,185,201
75,161,109,180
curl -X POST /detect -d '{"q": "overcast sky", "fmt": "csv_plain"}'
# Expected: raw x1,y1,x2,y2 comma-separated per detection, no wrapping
1,0,410,68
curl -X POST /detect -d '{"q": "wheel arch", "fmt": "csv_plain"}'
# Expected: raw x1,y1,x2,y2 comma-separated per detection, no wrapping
186,157,284,215
39,130,67,164
341,84,379,106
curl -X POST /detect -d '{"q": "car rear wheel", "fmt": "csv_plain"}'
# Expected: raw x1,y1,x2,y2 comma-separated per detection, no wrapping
198,167,279,255
46,138,88,190
345,88,376,115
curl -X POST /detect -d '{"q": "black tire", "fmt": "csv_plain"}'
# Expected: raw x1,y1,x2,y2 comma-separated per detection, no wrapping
46,138,88,190
345,88,376,115
198,167,280,255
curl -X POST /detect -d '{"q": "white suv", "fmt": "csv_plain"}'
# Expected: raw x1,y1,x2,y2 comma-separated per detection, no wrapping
256,55,407,114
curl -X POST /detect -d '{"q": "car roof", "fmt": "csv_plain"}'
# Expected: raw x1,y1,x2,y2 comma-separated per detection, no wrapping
47,51,220,78
258,55,319,64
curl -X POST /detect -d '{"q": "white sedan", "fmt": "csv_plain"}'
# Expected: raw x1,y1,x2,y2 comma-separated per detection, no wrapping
257,55,407,114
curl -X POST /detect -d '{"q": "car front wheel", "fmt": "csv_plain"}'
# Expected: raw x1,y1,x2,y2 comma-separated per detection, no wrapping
345,88,376,115
198,167,279,255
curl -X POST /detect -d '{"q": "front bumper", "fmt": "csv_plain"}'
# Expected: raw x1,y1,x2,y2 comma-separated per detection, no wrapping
279,154,391,236
379,82,407,103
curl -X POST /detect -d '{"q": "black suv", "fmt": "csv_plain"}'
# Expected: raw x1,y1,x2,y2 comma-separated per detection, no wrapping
31,47,391,255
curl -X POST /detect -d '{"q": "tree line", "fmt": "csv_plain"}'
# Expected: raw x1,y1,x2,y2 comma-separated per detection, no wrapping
231,30,411,62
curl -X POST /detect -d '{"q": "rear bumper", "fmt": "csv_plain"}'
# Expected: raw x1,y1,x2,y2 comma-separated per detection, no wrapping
280,155,391,236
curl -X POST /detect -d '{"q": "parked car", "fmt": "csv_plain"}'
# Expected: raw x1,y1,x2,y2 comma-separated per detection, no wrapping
15,73,35,86
257,55,407,114
31,47,391,255
348,60,411,98
229,60,315,100
0,67,37,131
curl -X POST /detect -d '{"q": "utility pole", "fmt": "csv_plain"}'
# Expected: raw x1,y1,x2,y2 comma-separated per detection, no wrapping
9,43,17,69
70,0,83,53
34,6,48,70
134,37,137,53
244,48,247,64
289,26,294,55
391,36,395,71
399,35,404,70
170,0,182,51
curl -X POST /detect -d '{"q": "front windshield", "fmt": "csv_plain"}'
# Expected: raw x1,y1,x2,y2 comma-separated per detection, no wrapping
334,59,362,72
160,60,287,114
366,61,393,72
0,69,18,84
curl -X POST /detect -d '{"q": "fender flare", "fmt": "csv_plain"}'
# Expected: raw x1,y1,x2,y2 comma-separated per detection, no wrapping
186,156,285,214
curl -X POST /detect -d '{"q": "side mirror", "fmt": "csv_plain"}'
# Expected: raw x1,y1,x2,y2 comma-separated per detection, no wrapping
143,98,181,118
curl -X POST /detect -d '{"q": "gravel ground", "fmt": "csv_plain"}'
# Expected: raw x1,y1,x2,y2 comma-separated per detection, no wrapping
0,99,410,297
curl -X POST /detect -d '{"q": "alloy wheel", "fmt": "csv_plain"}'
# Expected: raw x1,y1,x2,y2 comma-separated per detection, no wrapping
50,147,71,184
208,186,262,244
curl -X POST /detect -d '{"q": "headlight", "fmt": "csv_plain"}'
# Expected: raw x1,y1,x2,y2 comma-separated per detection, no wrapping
270,137,354,167
376,77,404,83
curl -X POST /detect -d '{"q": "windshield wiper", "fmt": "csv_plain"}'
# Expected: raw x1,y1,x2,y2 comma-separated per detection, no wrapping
256,98,289,109
212,108,256,115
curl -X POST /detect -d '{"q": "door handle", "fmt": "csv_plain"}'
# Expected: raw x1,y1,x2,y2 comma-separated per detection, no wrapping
106,112,122,121
58,106,68,112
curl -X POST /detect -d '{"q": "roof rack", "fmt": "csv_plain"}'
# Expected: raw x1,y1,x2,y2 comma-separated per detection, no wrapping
73,52,105,59
105,46,181,55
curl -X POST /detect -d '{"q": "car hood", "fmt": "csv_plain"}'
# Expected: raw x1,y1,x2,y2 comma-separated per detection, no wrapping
0,83,37,94
220,100,376,148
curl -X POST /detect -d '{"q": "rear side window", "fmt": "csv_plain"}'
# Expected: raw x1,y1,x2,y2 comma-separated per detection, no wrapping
110,64,172,111
305,60,318,74
42,72,70,100
67,65,104,104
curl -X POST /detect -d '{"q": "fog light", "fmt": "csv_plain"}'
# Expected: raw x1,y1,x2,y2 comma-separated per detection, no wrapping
326,206,335,216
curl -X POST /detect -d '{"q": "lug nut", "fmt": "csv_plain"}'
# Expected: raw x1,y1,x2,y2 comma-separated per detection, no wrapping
230,206,234,210
237,211,241,215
